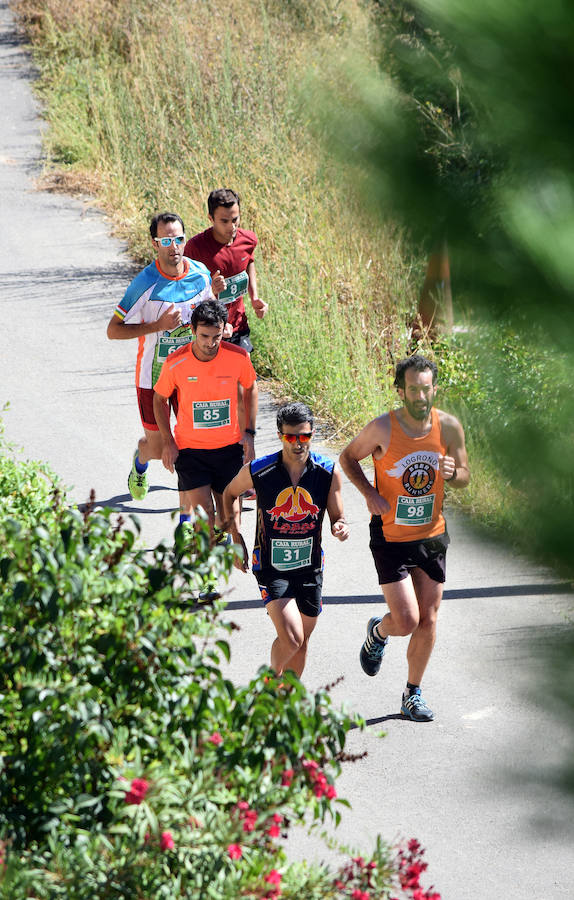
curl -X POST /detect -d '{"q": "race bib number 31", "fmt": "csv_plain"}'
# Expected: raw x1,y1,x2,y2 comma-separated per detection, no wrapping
271,537,313,571
192,399,231,428
395,495,435,526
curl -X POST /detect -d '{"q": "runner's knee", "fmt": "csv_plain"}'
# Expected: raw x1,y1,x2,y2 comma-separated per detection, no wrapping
393,609,419,635
280,624,304,654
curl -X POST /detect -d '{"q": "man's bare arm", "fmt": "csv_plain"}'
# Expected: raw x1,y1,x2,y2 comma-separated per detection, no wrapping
438,412,470,488
222,466,254,571
106,303,182,340
326,466,349,541
339,416,392,516
152,391,179,473
241,381,258,464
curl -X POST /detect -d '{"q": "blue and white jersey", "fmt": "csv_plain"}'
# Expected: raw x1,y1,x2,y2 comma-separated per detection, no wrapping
113,258,211,387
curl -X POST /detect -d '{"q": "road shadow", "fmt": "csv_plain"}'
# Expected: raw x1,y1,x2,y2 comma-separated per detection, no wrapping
77,485,179,515
224,582,572,612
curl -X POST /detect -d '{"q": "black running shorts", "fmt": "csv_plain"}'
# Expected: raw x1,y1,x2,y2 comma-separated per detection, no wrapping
369,518,449,585
255,570,323,618
175,443,244,495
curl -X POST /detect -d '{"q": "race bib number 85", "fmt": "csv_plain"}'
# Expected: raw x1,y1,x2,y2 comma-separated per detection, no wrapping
192,399,231,428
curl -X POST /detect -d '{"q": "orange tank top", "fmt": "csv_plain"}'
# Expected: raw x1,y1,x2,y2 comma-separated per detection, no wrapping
372,408,447,542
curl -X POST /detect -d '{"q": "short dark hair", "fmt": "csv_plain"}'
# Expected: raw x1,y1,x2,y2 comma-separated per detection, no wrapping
394,355,438,389
149,212,185,239
191,299,228,330
207,189,241,217
276,402,314,432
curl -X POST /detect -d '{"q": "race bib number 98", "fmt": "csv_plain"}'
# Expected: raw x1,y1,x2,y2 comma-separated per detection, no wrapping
395,495,435,526
271,537,313,571
192,399,231,428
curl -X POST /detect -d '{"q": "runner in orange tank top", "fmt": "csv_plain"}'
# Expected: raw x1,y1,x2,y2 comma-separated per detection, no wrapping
340,355,469,722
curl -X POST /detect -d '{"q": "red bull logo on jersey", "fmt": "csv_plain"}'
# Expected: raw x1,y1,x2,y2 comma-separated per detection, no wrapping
267,487,320,524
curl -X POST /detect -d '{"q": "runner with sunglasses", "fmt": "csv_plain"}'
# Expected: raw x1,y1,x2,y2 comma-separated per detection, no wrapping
107,212,213,501
223,402,348,678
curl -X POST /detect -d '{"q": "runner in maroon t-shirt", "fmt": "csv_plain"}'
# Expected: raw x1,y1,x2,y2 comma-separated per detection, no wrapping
184,189,268,353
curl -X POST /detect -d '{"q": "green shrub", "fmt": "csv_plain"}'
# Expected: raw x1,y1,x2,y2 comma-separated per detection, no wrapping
0,437,434,898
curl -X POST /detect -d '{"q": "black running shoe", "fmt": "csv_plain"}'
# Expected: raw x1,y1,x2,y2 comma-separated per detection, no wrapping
359,616,389,676
401,687,434,722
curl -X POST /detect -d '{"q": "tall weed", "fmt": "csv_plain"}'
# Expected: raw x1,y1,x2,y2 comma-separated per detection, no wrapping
15,0,419,433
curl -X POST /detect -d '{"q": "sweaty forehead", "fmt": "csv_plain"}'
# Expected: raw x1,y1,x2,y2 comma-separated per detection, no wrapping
281,421,312,432
404,368,434,387
213,204,240,219
156,220,183,236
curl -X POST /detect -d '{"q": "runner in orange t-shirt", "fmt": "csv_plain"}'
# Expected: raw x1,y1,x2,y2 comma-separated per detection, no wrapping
153,300,257,532
340,355,470,722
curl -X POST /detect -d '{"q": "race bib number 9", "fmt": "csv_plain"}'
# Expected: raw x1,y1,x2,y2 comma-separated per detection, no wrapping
271,537,313,571
217,271,249,303
192,399,231,428
395,495,435,526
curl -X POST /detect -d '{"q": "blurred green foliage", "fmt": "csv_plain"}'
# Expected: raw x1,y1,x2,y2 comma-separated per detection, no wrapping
313,0,574,578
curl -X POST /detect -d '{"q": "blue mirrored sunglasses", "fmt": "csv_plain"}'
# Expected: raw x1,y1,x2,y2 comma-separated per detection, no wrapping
154,235,185,247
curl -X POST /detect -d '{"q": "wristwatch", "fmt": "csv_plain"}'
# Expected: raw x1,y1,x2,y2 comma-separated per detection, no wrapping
244,428,256,436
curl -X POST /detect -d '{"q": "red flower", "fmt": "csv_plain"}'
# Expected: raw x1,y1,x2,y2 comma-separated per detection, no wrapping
227,843,242,860
160,831,175,851
281,768,294,786
265,869,282,885
243,820,256,832
207,731,223,745
267,824,281,838
272,813,283,824
351,891,370,900
325,784,337,799
302,759,319,772
124,777,150,805
237,801,250,811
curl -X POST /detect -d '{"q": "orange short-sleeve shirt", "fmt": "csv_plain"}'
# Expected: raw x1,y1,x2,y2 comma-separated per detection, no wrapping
154,341,256,450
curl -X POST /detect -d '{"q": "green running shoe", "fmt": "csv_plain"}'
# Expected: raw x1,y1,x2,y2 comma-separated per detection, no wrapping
128,450,148,501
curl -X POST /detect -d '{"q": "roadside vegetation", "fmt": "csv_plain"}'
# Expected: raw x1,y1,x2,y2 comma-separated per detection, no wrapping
9,0,570,547
9,0,508,535
0,430,443,897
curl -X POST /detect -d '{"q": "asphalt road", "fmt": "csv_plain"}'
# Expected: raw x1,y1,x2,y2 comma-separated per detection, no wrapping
1,4,573,897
